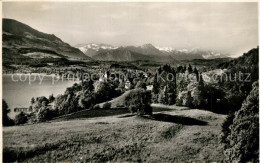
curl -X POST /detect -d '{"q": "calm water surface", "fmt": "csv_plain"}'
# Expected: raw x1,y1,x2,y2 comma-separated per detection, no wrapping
3,74,78,119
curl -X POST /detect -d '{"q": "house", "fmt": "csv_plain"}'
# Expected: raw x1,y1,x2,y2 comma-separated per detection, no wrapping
14,107,32,112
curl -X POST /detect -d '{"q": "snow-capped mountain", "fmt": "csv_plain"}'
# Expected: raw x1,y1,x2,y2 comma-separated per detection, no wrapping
75,43,229,60
75,43,118,57
156,46,229,60
156,46,175,52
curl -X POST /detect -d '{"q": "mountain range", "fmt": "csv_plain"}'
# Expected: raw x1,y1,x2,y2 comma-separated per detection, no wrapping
2,18,230,64
74,43,118,57
76,43,229,62
2,18,91,64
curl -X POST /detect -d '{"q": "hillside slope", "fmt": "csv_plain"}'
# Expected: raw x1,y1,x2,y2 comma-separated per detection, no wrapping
3,107,226,162
217,47,258,69
2,18,92,63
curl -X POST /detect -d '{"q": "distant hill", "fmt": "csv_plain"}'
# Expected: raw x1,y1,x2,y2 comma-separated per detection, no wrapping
124,44,166,56
93,47,176,63
2,18,92,64
93,48,153,62
217,47,259,69
159,48,229,60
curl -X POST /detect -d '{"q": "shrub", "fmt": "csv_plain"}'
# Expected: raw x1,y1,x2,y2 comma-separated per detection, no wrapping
125,89,152,115
36,107,57,122
103,102,111,109
14,112,28,125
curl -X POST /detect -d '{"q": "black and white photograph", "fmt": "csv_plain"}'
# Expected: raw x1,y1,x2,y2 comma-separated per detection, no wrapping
2,1,259,162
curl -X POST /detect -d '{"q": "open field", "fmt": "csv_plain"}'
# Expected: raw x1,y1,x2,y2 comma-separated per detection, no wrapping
3,106,227,162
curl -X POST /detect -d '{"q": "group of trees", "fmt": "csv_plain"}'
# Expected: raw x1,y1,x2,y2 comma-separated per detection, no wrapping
221,81,258,162
175,67,204,108
152,64,177,105
26,80,122,124
152,64,206,109
152,60,258,114
3,99,30,126
53,80,121,116
2,100,14,126
219,47,259,161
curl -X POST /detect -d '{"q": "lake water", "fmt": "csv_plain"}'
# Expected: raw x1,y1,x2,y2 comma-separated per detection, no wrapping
3,74,78,119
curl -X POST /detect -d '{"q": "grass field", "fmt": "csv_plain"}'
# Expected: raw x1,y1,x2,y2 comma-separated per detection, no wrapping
3,106,227,162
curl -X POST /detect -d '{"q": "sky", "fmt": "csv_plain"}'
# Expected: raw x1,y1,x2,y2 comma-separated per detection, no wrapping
2,2,258,57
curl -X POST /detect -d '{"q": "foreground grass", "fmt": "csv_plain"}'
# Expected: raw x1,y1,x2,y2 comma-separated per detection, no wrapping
3,106,227,162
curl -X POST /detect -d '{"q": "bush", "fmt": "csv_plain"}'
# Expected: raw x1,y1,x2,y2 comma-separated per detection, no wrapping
14,112,28,125
125,89,152,115
36,107,57,122
103,102,111,109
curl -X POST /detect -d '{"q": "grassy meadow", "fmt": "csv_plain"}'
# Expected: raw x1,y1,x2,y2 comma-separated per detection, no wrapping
3,106,227,162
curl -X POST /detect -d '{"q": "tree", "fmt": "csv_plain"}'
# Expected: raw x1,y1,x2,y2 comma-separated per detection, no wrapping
14,112,28,125
95,81,118,103
223,81,259,162
54,93,80,115
78,91,96,109
193,67,199,79
188,64,193,73
152,73,159,94
189,78,205,108
153,65,176,104
125,89,152,115
177,65,183,73
31,97,35,105
31,96,50,112
2,99,14,126
48,94,55,103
